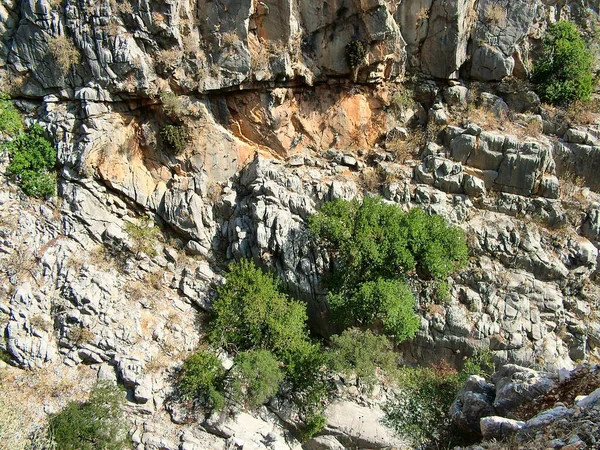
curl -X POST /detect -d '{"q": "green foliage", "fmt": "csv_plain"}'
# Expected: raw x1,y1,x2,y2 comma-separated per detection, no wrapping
533,20,595,105
124,218,160,257
209,259,312,364
230,349,284,408
48,382,130,450
387,87,415,118
350,279,420,340
208,259,326,423
309,197,468,340
179,348,226,411
161,124,189,154
5,123,56,197
384,352,495,448
345,40,366,69
328,328,397,384
300,412,327,441
160,92,184,119
0,93,23,136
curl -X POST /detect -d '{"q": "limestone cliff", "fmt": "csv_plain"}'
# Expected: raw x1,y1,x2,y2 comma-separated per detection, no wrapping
1,0,600,449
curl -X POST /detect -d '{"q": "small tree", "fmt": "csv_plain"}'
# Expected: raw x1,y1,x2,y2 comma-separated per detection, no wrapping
179,348,226,411
5,123,56,197
209,259,311,363
229,349,284,408
533,20,595,105
345,40,366,70
328,328,397,384
48,382,130,450
161,124,189,154
309,197,468,341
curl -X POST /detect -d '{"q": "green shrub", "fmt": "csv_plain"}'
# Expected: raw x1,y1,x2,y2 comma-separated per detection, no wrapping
179,348,226,411
328,328,397,383
309,197,468,340
209,259,312,363
384,352,495,448
346,279,420,341
48,382,130,450
124,218,160,257
300,411,327,441
533,20,595,105
160,92,184,119
345,40,366,69
0,93,23,136
209,259,326,419
161,124,189,154
230,349,284,408
5,123,56,197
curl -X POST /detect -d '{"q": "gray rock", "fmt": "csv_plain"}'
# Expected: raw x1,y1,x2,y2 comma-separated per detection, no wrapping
323,401,404,448
303,436,346,450
492,365,557,416
525,406,572,428
480,416,526,440
464,175,487,198
450,375,496,434
444,85,469,107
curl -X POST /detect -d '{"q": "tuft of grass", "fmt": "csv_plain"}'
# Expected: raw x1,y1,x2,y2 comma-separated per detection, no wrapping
48,36,80,74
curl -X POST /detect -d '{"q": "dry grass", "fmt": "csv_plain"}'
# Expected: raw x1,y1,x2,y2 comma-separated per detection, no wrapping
156,49,183,71
144,271,164,290
160,92,184,119
152,11,166,25
416,7,430,26
221,31,239,48
29,314,52,333
386,127,426,163
559,170,586,201
484,4,507,26
48,35,80,74
4,244,36,281
182,33,200,55
69,326,96,346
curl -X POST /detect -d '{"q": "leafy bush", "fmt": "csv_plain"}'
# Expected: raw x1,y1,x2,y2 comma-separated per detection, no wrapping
0,93,23,136
328,328,397,383
345,40,366,69
209,259,312,363
161,124,189,154
309,197,468,340
5,123,56,197
230,349,284,408
533,21,595,105
300,412,327,441
208,260,326,428
48,382,130,450
179,348,226,411
384,352,495,448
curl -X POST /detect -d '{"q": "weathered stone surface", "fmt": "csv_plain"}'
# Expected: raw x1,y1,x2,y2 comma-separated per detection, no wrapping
480,416,526,440
492,365,558,416
324,401,404,448
450,375,497,434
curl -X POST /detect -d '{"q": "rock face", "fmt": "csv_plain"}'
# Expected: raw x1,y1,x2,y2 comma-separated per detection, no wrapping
452,364,600,448
2,0,600,449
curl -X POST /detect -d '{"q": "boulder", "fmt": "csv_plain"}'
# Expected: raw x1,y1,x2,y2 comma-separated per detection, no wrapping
480,416,526,440
491,365,558,416
450,375,497,434
323,401,404,448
